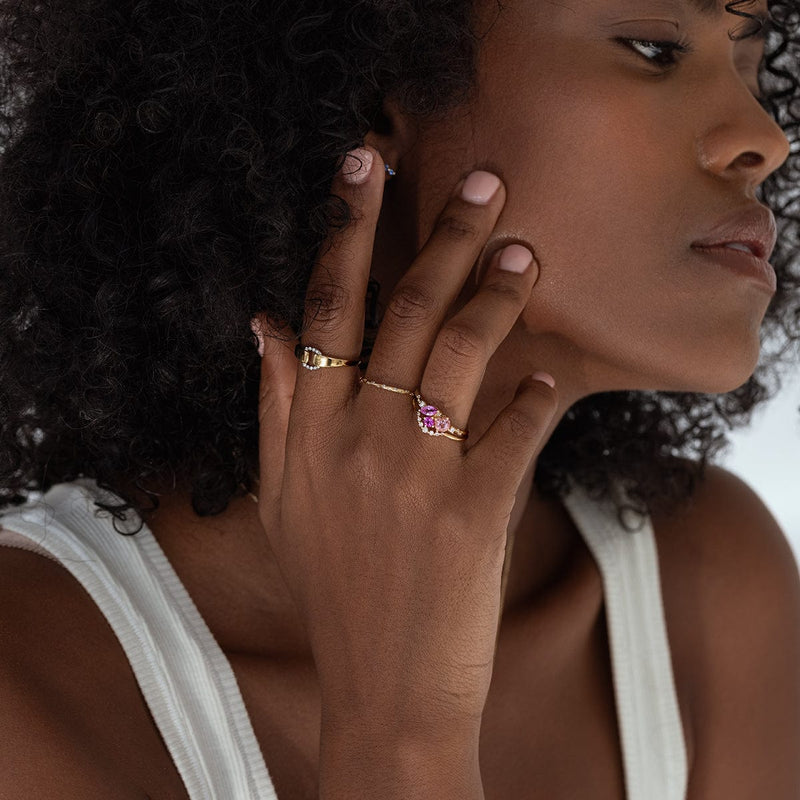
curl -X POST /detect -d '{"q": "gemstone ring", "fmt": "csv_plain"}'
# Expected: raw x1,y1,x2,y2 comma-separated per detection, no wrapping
413,392,468,441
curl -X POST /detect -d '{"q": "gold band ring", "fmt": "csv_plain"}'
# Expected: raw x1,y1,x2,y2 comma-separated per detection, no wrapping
358,375,415,396
295,344,362,370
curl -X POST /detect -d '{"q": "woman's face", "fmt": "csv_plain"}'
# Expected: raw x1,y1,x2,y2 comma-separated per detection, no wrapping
373,0,791,397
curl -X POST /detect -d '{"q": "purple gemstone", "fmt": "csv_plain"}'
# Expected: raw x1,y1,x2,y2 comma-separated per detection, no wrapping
420,404,438,417
423,417,436,429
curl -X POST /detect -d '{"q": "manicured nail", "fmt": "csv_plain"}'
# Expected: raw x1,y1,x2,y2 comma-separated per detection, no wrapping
460,171,501,204
250,317,266,358
341,148,374,185
498,244,533,273
531,371,556,388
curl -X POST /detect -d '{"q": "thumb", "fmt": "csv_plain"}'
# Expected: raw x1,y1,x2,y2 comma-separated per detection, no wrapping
253,314,298,507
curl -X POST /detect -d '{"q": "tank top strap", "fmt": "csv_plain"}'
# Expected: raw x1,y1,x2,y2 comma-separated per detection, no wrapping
0,479,277,800
0,477,689,798
562,479,688,800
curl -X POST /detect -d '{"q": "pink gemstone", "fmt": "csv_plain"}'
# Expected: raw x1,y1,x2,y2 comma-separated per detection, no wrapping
423,417,436,429
420,405,438,417
434,415,451,433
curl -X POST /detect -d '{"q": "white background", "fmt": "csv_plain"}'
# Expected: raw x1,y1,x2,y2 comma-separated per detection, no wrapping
719,368,800,565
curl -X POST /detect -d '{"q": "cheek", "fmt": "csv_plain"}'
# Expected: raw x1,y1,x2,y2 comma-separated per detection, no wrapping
468,44,769,390
479,94,764,388
484,94,683,346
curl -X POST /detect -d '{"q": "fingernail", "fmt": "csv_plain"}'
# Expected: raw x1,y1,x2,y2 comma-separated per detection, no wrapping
531,371,556,388
250,317,266,358
460,171,501,204
340,148,374,185
498,244,533,273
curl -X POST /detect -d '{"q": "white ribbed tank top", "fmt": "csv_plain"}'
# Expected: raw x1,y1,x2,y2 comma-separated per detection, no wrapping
0,478,688,799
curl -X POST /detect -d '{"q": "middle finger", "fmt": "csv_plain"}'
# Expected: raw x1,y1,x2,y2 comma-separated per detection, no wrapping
363,170,506,392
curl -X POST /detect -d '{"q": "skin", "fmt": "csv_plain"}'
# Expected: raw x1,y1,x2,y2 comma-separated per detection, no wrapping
0,0,799,797
365,0,791,643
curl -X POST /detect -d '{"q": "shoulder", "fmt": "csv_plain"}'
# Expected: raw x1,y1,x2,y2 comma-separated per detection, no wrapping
0,542,176,797
651,463,800,798
654,461,799,590
653,462,799,622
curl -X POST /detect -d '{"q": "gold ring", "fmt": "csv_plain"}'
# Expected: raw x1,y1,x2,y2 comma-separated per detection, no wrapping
358,376,415,396
357,377,468,441
295,344,362,370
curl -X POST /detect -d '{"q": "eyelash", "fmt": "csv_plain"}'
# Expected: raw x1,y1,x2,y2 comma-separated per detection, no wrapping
617,36,770,105
617,37,692,69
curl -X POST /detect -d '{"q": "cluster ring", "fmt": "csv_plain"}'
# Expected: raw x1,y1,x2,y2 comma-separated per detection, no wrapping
412,392,468,441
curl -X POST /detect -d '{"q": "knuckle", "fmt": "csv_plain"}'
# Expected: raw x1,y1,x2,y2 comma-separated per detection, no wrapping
304,280,355,331
502,407,538,439
435,213,481,244
482,279,525,307
342,441,381,487
384,282,437,329
438,323,485,365
342,431,410,498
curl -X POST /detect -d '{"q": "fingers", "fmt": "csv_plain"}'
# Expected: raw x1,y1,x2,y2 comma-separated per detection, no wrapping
464,373,558,510
417,243,539,429
363,171,507,395
254,314,299,507
295,145,387,407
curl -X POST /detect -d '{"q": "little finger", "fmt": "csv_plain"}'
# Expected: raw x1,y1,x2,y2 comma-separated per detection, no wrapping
465,372,558,511
254,314,299,508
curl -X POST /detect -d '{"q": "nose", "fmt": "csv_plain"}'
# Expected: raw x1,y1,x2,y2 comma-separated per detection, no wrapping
696,86,791,190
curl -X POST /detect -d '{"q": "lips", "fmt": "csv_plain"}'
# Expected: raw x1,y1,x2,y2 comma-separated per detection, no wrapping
719,242,759,256
691,205,777,261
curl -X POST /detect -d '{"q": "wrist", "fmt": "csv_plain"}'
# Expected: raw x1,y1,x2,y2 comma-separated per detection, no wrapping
319,720,484,800
317,673,488,742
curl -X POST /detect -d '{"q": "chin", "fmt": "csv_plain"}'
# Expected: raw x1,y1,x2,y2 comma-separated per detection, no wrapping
675,347,762,395
624,333,763,395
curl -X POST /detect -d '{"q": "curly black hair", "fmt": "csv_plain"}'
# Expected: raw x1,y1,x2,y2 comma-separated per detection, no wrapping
0,0,797,533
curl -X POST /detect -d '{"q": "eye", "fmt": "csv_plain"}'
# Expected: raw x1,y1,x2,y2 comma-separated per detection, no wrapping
617,37,691,69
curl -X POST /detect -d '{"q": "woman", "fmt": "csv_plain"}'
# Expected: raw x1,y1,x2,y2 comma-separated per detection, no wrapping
0,0,798,797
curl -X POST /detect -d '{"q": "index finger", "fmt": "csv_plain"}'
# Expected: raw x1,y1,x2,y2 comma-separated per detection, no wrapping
294,145,388,409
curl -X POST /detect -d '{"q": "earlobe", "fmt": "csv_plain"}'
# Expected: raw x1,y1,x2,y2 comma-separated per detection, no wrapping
363,95,419,176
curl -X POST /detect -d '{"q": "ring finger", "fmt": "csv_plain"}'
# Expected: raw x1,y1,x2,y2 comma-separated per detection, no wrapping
417,242,539,431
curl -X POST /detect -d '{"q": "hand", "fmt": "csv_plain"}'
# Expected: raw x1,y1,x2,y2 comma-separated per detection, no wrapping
252,146,557,741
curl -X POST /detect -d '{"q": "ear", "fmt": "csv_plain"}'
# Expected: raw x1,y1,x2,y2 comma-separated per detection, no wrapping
363,95,419,174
